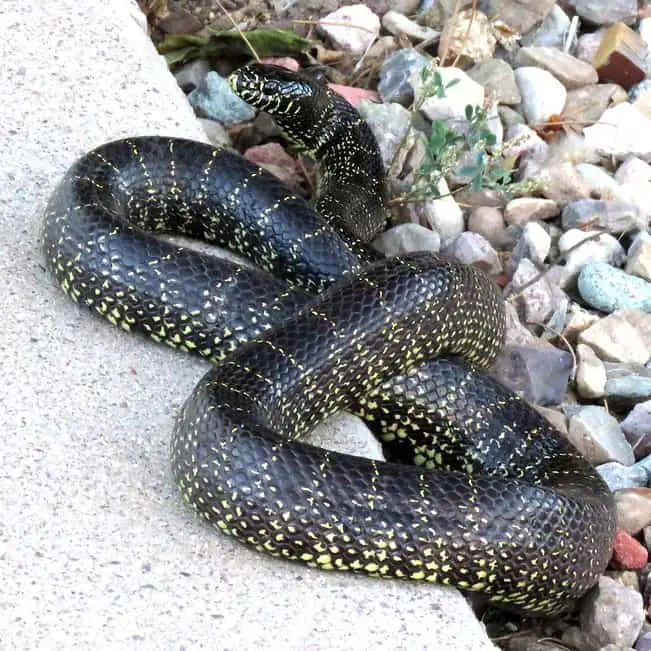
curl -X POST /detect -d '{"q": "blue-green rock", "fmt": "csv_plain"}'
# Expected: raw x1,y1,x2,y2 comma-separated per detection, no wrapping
188,71,255,124
578,262,651,313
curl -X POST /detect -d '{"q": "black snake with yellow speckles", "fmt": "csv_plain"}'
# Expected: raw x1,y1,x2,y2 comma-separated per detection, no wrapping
42,63,615,616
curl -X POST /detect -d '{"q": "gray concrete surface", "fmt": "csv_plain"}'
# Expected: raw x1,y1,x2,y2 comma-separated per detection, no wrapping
0,1,497,648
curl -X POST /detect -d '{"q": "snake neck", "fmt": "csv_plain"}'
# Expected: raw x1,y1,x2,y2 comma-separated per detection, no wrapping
229,63,387,243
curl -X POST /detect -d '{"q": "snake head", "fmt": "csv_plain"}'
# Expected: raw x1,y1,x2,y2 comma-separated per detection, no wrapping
229,63,318,116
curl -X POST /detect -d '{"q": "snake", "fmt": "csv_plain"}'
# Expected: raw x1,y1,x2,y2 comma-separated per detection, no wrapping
41,62,615,616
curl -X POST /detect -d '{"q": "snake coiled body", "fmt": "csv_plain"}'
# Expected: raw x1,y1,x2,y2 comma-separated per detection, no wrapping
42,63,615,616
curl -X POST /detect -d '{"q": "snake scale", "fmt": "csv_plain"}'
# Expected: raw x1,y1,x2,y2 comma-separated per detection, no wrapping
41,63,615,616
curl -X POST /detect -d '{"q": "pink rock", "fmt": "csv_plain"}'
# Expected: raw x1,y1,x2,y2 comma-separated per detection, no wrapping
328,83,379,106
243,143,301,188
260,57,300,71
611,529,648,570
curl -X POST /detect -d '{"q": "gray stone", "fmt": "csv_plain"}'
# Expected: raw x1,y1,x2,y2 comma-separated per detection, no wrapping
575,163,620,196
507,221,550,275
198,118,230,147
443,232,502,274
566,0,638,26
514,66,567,125
188,71,255,124
515,46,599,89
636,631,651,651
578,263,651,314
578,309,651,365
596,461,648,491
413,179,465,245
576,26,609,64
372,223,441,256
357,100,412,169
490,343,573,406
578,577,644,648
605,362,651,410
173,58,211,92
568,405,635,465
563,83,627,126
506,258,562,324
483,0,556,34
466,58,521,105
562,199,645,235
521,4,570,49
622,400,651,440
498,105,525,128
626,231,651,282
378,48,430,105
576,342,607,399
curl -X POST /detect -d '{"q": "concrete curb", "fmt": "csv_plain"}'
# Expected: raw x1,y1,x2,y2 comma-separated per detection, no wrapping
0,1,496,648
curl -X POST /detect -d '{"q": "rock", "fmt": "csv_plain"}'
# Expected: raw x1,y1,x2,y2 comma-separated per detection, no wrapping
576,163,620,196
260,57,300,72
521,4,571,49
357,100,411,169
372,223,440,256
578,263,651,314
604,362,651,410
329,84,379,107
466,206,507,248
503,123,549,167
612,183,651,226
626,232,651,282
531,162,594,204
318,5,380,55
413,179,464,245
578,309,651,364
563,83,627,126
514,67,567,125
490,343,573,406
466,58,521,105
438,9,496,68
615,490,651,536
559,229,626,280
377,48,430,105
443,232,502,274
637,631,651,651
485,0,556,34
563,302,601,341
198,119,231,148
597,462,647,491
504,198,559,226
616,156,651,184
562,199,644,235
515,46,599,89
612,529,649,569
498,105,524,128
579,576,645,649
416,67,485,124
567,405,635,465
382,11,440,43
606,569,640,591
188,71,255,124
621,401,651,445
577,26,609,64
576,342,607,399
173,58,211,92
594,22,648,89
584,103,651,162
566,0,638,26
243,142,300,188
507,222,551,273
506,258,564,324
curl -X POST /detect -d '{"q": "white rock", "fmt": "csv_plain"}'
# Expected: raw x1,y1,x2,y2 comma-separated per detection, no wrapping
612,182,651,224
584,102,651,162
626,231,651,282
522,221,551,265
444,231,502,274
615,156,651,184
575,163,619,196
639,17,651,49
503,123,548,166
382,10,440,42
504,197,559,225
372,223,441,256
318,4,380,55
415,178,464,245
514,67,567,125
559,229,626,277
576,343,607,399
416,67,485,124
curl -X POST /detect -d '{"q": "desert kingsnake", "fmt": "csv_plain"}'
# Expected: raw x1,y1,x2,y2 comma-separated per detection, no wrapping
41,63,615,616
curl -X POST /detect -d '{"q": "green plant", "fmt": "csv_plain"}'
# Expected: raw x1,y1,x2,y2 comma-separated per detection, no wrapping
391,65,539,205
